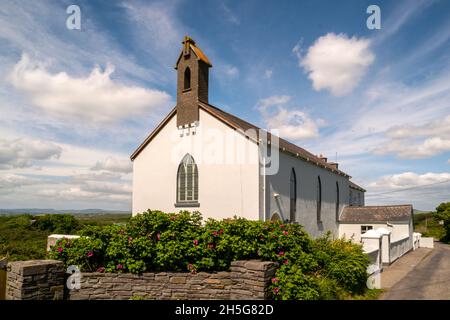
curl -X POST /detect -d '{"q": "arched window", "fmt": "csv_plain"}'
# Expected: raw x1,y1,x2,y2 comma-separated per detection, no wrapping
335,182,340,221
184,67,191,90
177,154,198,203
271,212,281,222
316,176,322,223
289,168,297,222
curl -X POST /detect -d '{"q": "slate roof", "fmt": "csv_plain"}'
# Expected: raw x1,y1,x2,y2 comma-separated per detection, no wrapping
340,205,413,223
349,180,366,192
130,102,351,178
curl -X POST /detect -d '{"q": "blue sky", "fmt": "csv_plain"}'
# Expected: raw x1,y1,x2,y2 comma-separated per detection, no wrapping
0,0,449,211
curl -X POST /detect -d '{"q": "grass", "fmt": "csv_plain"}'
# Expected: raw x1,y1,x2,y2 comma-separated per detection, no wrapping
0,213,131,261
351,289,384,300
413,212,445,240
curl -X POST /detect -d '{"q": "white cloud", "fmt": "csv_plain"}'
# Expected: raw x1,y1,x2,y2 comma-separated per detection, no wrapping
9,54,171,123
91,157,132,174
368,172,450,191
374,115,450,159
265,108,324,140
223,64,239,77
0,138,62,169
264,69,273,79
36,187,130,202
0,174,38,190
257,95,325,141
220,3,240,25
71,171,123,182
300,33,375,96
83,181,132,195
258,95,291,109
121,1,183,69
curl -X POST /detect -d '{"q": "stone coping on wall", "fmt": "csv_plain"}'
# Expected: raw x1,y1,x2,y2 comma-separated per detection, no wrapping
68,260,277,300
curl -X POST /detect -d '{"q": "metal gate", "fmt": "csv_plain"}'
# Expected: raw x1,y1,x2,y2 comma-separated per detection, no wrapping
0,257,7,300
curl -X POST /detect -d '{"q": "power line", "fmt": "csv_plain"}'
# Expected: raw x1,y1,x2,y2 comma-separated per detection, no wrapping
365,178,450,197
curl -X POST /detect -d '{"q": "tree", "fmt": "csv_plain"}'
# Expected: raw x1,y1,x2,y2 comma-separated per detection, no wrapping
434,202,450,243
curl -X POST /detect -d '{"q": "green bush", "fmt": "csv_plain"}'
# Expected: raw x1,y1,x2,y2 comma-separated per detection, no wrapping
434,202,450,243
49,210,369,299
312,234,369,294
33,214,81,234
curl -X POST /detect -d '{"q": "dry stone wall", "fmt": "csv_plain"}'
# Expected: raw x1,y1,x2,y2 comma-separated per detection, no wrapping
6,260,64,300
6,259,277,300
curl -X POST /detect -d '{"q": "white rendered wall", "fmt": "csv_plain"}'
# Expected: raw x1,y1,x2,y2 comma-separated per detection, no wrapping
132,109,260,221
265,151,350,238
339,222,411,243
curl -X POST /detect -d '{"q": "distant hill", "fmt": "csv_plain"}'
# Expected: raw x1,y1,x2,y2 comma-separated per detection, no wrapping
0,208,130,215
413,209,431,215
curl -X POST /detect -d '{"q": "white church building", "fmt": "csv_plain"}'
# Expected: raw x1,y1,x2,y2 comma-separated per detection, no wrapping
130,37,414,241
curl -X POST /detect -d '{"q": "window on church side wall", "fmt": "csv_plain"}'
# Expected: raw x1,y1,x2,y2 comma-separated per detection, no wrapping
177,154,198,204
290,168,297,222
336,181,340,221
317,176,322,223
184,67,191,90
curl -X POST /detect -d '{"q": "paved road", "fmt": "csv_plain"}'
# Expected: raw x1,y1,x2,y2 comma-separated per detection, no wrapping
382,242,450,300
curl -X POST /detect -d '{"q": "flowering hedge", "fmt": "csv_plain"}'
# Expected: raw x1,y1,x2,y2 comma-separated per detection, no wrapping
49,210,369,299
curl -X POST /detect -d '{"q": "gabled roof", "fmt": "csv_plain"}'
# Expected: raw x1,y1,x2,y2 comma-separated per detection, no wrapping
349,180,366,192
175,37,212,68
340,204,413,223
130,102,351,178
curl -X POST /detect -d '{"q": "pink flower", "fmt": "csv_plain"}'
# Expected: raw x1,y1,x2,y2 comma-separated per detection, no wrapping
193,239,199,246
283,259,289,265
187,263,196,274
212,231,218,237
282,231,289,236
280,224,285,229
156,233,161,241
271,277,279,284
208,243,215,249
278,251,285,256
117,264,123,270
87,251,93,258
97,267,105,273
219,229,223,235
273,287,280,295
57,247,63,253
128,236,133,243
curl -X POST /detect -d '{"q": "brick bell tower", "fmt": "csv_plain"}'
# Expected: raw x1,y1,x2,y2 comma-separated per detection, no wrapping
175,36,212,128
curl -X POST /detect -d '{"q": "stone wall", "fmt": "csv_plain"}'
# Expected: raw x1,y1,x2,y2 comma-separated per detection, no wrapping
68,260,277,300
6,260,64,300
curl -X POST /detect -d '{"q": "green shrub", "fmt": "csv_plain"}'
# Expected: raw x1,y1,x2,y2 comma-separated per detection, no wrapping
33,214,81,234
313,234,369,294
269,264,320,300
434,202,450,243
49,210,370,299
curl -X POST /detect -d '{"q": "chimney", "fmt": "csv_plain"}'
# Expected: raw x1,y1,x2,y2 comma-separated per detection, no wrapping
328,162,339,170
319,154,327,163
